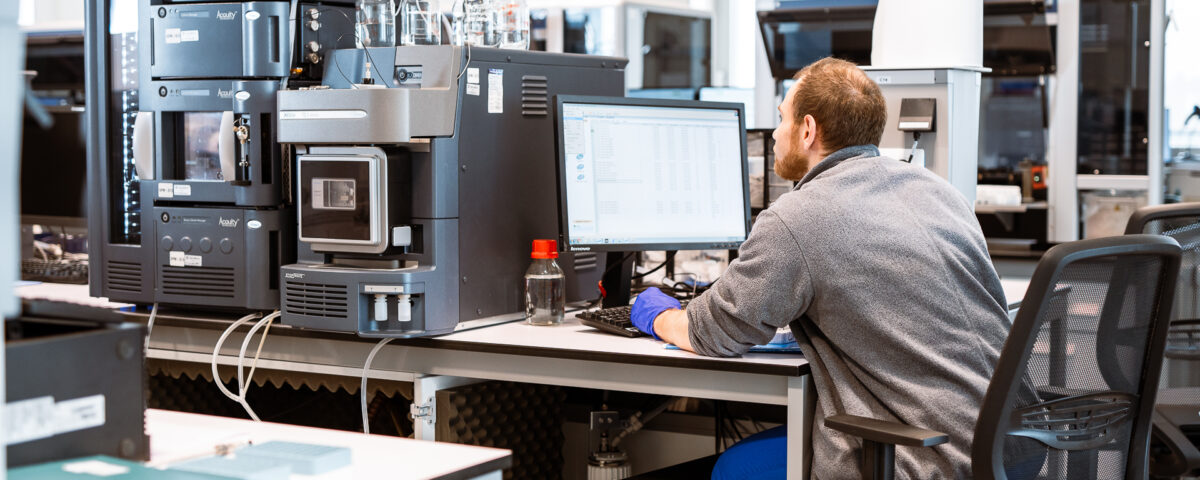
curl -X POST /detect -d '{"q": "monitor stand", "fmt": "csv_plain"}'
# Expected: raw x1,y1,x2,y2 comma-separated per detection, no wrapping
601,252,635,308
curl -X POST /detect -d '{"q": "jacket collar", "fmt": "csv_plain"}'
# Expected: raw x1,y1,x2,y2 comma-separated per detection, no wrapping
795,144,881,189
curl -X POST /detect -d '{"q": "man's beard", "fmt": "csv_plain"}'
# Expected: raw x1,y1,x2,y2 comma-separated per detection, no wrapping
774,149,810,181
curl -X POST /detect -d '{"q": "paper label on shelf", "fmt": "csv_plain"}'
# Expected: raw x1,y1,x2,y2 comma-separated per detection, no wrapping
467,67,480,84
181,30,200,42
165,28,182,44
173,184,192,196
4,395,107,446
62,460,130,477
487,69,503,114
185,255,203,267
159,183,174,198
466,83,480,96
169,251,186,267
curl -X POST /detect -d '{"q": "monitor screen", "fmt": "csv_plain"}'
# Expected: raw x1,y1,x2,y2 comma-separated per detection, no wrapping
21,107,87,227
556,96,750,252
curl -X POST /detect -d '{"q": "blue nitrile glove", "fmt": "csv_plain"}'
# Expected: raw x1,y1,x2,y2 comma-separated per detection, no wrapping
631,287,682,340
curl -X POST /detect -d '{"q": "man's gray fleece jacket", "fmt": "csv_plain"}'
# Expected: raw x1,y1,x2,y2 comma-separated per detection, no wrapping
687,145,1011,479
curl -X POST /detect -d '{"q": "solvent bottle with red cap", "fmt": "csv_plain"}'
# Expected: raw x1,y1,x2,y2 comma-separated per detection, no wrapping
525,239,565,325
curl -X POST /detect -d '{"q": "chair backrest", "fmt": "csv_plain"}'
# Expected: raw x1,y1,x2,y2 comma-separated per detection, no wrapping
1127,203,1200,360
973,235,1182,480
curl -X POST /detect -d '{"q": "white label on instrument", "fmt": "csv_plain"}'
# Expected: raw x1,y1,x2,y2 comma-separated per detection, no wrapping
4,396,56,445
876,75,892,84
159,183,174,198
487,68,503,114
466,83,480,96
165,28,182,44
235,91,251,101
181,30,200,42
62,460,130,477
245,11,261,21
169,251,186,267
185,255,203,267
467,67,480,84
898,121,930,130
173,184,192,196
279,110,368,120
4,395,107,446
53,395,106,437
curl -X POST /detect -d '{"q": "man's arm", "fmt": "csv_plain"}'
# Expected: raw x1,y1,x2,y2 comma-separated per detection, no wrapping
653,309,693,351
632,210,814,357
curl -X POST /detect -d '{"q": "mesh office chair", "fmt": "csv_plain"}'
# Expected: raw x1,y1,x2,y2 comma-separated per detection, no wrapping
1125,203,1200,477
826,234,1182,480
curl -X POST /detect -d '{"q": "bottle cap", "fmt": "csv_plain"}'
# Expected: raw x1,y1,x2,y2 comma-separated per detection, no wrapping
531,239,558,259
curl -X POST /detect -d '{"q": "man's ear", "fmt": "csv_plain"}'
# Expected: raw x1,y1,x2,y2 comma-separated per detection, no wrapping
803,114,818,150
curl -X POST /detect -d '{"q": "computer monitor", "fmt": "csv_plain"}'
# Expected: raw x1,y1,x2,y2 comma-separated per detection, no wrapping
699,87,756,129
21,106,88,229
555,95,751,253
22,33,87,230
625,88,697,101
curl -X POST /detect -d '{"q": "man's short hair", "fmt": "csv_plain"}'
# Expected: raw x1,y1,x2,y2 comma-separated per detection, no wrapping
791,57,887,152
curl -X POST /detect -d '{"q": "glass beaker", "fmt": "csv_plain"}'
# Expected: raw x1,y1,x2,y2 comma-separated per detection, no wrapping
401,0,442,45
356,0,399,48
494,0,528,49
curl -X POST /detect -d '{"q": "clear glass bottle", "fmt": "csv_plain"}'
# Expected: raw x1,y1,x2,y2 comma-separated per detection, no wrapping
457,0,497,47
525,239,565,326
356,0,399,48
401,0,442,45
449,0,467,45
494,0,529,49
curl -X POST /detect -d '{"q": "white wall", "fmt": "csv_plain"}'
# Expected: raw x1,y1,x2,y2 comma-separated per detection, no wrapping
19,0,83,32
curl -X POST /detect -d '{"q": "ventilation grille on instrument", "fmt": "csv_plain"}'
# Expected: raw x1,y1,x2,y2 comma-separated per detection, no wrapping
521,75,549,117
161,266,236,298
574,252,598,271
107,260,143,294
285,281,350,319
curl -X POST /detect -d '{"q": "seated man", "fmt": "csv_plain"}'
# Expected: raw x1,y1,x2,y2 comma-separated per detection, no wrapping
631,57,1011,478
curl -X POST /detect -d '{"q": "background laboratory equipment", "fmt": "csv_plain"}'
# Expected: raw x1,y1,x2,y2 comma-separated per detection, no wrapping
276,46,624,337
357,0,398,48
525,239,565,326
495,0,529,50
457,0,497,47
86,0,356,312
401,0,441,46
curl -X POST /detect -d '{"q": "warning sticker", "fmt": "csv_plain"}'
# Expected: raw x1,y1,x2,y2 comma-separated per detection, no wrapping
487,68,503,114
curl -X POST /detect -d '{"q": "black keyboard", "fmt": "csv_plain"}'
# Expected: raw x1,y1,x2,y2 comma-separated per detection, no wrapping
21,258,89,285
577,299,690,338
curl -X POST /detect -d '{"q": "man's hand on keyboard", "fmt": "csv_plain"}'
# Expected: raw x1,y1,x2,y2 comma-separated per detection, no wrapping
631,287,682,340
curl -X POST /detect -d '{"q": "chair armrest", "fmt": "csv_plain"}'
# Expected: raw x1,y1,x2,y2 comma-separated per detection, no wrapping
1151,409,1200,476
824,414,949,447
